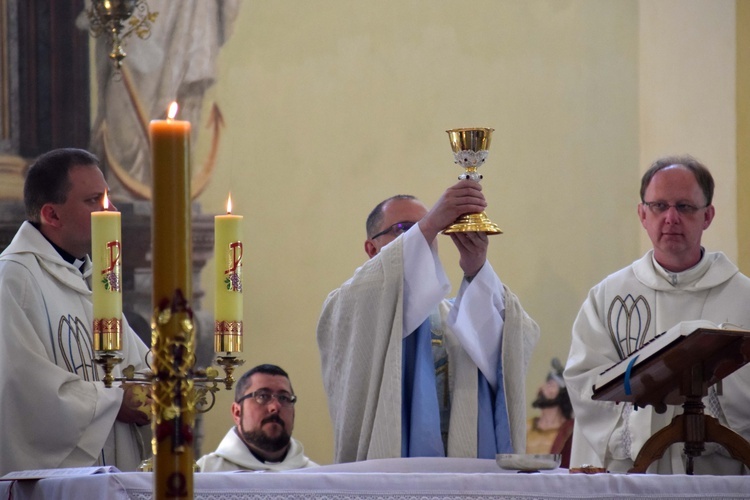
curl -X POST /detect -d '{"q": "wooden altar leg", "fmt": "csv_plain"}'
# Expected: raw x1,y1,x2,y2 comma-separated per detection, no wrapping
703,415,750,469
630,412,750,474
630,396,707,474
629,413,686,473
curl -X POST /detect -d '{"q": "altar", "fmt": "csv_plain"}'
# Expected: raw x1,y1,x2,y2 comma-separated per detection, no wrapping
1,458,748,500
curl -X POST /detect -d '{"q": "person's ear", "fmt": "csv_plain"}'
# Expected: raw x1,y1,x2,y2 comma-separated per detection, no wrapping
231,402,242,427
364,239,378,259
703,204,715,230
637,203,647,228
40,203,62,228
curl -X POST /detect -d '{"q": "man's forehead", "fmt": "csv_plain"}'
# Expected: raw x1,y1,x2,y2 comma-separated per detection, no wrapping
648,165,701,192
382,198,427,222
246,373,292,392
68,164,106,192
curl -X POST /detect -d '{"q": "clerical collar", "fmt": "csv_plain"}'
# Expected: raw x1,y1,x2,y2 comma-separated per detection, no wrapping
248,447,288,464
30,221,86,270
652,247,708,287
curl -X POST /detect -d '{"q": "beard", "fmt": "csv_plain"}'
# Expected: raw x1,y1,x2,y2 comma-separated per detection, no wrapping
240,415,291,453
532,390,562,409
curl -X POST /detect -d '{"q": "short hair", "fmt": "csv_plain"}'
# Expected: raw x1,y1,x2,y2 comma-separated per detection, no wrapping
24,148,100,223
365,194,418,238
640,155,714,206
234,364,292,402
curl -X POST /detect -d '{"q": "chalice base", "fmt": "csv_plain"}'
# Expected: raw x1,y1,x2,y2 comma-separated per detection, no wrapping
443,211,502,235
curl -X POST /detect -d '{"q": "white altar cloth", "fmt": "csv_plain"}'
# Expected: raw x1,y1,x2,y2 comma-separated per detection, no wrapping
1,457,748,500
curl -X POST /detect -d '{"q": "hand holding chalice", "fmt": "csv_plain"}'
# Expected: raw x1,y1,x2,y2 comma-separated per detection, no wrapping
443,127,502,235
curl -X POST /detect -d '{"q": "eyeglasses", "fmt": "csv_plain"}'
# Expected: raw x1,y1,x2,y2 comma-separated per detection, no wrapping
642,201,708,215
371,221,416,240
237,390,297,407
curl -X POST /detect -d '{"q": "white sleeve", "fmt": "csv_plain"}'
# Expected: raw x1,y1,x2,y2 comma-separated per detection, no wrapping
446,261,505,390
401,226,451,336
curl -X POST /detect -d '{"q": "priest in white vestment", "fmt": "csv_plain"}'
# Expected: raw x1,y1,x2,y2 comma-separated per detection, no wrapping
0,149,151,475
198,364,317,472
317,180,540,463
564,155,750,474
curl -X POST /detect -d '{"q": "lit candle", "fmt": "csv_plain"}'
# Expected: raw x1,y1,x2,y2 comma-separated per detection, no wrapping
214,193,244,353
149,101,194,498
150,102,192,309
91,191,122,351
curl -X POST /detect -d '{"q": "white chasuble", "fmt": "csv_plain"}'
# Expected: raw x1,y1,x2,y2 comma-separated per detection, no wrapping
565,249,750,474
317,226,539,463
0,222,150,475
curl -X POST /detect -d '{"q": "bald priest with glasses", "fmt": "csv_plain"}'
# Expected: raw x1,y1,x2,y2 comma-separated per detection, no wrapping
564,155,750,474
197,364,317,471
317,180,540,463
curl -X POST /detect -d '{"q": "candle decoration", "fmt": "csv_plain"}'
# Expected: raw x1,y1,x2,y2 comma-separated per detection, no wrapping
214,193,244,353
92,191,123,352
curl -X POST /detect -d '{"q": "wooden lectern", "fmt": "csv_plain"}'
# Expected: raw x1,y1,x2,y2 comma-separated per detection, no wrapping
593,327,750,474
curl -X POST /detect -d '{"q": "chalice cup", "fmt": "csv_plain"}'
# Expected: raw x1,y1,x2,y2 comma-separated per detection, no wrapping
443,127,502,235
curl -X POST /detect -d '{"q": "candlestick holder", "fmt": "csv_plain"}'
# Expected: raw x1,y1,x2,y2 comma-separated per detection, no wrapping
95,352,125,388
95,309,245,406
443,127,502,235
214,320,243,353
86,0,159,70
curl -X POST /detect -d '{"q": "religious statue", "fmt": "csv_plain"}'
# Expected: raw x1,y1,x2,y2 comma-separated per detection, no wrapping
89,0,240,201
526,358,574,468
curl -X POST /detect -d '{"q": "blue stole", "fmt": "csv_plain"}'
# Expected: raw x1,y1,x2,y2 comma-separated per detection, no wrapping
401,318,513,457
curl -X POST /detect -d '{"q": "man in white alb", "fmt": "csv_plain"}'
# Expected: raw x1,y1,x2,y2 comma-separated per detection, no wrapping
0,148,151,475
197,364,317,471
564,155,750,474
317,179,539,463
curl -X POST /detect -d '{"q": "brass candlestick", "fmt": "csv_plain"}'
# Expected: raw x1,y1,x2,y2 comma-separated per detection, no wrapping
443,127,502,235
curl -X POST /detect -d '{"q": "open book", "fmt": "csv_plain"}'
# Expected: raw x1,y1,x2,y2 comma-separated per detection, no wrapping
593,320,745,393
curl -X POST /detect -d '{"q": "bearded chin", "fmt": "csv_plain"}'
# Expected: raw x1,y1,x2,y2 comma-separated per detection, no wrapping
241,429,291,453
532,391,560,409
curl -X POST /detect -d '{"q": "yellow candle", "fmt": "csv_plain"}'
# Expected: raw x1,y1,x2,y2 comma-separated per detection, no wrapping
91,191,122,351
149,101,194,499
214,194,244,353
150,102,192,308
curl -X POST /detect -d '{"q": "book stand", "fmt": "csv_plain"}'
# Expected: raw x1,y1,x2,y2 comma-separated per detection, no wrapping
592,328,750,474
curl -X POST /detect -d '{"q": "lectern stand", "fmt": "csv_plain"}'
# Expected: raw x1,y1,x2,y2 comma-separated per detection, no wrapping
593,327,750,474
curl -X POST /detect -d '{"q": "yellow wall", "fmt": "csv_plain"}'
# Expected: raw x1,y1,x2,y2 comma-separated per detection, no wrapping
738,0,750,272
638,0,737,258
176,1,739,465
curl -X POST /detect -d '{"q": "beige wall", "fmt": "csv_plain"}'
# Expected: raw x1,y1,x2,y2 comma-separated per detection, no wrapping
179,1,739,465
638,0,737,259
738,0,750,273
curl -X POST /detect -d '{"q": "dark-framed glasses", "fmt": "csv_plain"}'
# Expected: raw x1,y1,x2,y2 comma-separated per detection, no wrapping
237,390,297,407
371,221,416,240
642,201,707,215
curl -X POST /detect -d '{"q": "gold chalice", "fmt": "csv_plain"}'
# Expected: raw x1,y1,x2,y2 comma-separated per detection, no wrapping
443,127,502,234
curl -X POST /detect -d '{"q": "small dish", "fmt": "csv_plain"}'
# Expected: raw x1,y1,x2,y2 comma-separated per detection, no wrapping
496,454,561,471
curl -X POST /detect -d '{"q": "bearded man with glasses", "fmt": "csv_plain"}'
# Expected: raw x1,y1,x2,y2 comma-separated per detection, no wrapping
318,179,540,463
564,155,750,474
197,364,317,471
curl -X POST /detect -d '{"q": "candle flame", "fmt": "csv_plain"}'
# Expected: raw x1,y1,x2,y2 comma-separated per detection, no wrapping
103,191,110,210
167,101,179,120
226,193,233,214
